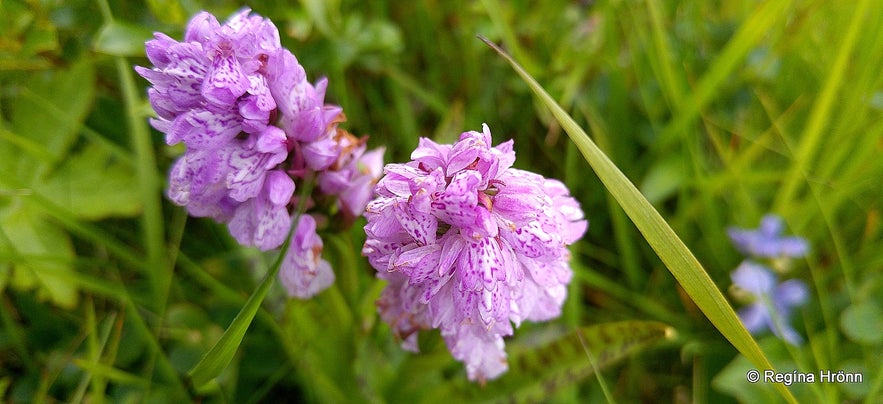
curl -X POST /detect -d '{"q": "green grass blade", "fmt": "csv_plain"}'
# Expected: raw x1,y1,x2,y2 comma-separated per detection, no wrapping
657,0,793,148
185,235,289,391
643,0,685,111
0,170,144,269
117,54,168,309
72,359,151,388
774,0,871,213
187,178,314,390
479,36,797,404
95,0,167,312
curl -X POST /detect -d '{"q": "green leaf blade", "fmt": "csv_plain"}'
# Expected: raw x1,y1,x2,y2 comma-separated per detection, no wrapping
8,59,95,172
479,36,797,404
93,21,154,57
186,261,281,391
38,144,142,220
0,204,78,309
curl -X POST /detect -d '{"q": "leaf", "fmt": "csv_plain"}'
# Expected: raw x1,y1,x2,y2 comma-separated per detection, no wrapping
436,321,672,402
0,0,58,70
6,58,95,180
0,55,139,309
479,36,797,403
72,359,151,388
639,155,685,205
836,359,870,400
712,337,816,403
0,204,77,309
186,259,281,391
166,304,224,374
0,0,33,36
37,144,141,220
93,21,154,57
712,339,787,403
144,0,187,25
839,301,883,345
20,21,58,56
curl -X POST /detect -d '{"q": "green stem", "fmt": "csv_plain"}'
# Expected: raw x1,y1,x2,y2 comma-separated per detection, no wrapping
116,55,168,309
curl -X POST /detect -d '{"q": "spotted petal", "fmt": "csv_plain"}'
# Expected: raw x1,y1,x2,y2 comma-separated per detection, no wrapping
394,198,437,246
280,215,335,298
227,192,290,251
168,109,241,148
394,244,442,284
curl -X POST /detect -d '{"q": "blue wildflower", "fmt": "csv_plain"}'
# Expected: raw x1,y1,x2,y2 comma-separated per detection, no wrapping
730,260,809,345
727,214,809,259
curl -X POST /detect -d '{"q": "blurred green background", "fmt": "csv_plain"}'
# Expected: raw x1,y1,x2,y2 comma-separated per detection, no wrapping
1,0,881,402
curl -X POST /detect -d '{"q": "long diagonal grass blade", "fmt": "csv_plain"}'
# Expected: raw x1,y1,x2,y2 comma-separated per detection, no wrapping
478,36,796,403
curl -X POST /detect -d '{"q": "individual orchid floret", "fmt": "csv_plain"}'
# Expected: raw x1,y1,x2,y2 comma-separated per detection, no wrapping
265,48,341,146
363,124,587,382
727,214,809,259
227,169,294,251
730,260,809,345
280,214,335,299
318,127,386,222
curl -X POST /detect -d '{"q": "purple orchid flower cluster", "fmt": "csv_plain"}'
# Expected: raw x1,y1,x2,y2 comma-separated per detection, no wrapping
139,9,587,382
727,214,810,345
136,9,384,298
363,124,587,382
